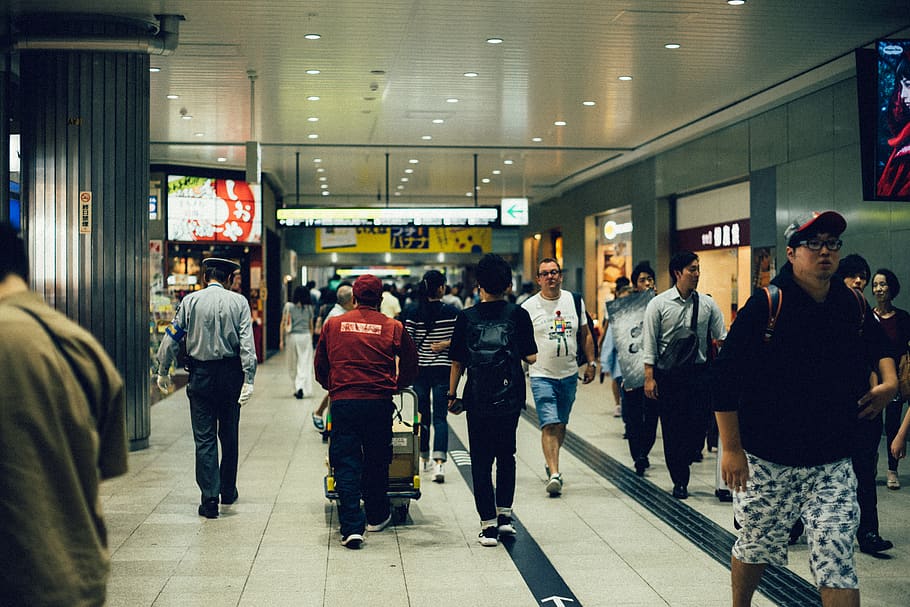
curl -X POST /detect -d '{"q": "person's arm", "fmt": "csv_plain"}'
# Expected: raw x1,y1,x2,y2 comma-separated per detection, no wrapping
642,300,660,400
858,355,898,419
716,410,750,491
580,321,596,384
279,305,290,350
447,361,465,414
891,405,910,460
396,323,419,389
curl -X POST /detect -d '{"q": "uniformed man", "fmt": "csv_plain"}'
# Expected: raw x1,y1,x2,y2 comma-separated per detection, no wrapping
156,257,256,519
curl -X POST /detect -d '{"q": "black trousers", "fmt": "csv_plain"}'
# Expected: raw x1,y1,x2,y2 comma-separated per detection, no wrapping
852,414,883,537
466,410,520,521
186,357,244,503
654,365,708,488
622,387,659,466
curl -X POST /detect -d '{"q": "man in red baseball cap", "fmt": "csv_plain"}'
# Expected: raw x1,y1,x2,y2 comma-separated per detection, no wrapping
315,274,418,549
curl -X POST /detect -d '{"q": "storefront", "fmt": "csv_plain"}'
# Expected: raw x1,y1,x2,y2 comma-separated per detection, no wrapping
594,207,634,322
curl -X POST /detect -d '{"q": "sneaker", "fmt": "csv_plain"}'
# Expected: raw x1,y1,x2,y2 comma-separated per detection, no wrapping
366,514,392,533
478,525,499,547
433,462,445,483
545,473,563,496
341,533,364,549
887,470,900,490
497,514,516,536
613,405,622,418
858,531,893,554
312,413,325,431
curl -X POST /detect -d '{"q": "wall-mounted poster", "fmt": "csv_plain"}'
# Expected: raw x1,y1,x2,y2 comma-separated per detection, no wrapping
167,176,262,243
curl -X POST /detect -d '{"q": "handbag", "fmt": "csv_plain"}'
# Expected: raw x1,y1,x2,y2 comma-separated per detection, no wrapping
899,351,910,399
655,292,700,378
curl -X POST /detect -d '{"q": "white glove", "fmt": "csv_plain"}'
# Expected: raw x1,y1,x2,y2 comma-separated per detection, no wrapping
156,374,171,394
238,382,254,406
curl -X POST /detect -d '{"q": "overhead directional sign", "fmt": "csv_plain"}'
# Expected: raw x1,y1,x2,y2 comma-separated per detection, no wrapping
501,197,528,226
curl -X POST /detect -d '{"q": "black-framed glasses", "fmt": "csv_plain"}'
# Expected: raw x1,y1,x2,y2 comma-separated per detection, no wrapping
796,238,843,251
538,269,562,277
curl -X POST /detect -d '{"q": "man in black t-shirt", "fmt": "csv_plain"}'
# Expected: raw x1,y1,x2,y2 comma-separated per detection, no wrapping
447,254,537,548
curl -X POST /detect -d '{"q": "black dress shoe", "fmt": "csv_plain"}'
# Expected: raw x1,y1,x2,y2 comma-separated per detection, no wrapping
198,498,219,519
672,485,688,499
221,489,239,505
294,389,303,399
858,532,893,553
634,460,647,477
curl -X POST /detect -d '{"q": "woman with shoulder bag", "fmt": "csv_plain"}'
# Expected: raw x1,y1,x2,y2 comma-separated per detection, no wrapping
871,268,910,489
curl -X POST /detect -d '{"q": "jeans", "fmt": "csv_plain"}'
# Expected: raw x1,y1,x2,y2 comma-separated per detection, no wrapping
621,387,659,466
329,399,393,537
413,375,449,461
466,410,520,521
186,358,244,503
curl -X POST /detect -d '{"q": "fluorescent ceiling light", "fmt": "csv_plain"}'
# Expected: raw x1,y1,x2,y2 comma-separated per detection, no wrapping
307,96,320,101
582,101,595,106
304,33,321,40
486,38,503,44
463,72,478,77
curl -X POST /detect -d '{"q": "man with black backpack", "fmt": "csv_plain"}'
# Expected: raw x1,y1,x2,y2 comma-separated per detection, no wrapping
711,211,896,606
447,254,537,547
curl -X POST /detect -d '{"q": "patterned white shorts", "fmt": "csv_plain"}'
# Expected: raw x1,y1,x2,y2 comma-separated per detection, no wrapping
732,454,859,589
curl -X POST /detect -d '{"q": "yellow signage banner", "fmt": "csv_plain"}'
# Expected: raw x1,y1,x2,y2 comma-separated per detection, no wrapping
316,227,491,254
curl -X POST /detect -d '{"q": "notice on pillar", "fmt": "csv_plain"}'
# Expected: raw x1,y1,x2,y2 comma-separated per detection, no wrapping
79,191,92,234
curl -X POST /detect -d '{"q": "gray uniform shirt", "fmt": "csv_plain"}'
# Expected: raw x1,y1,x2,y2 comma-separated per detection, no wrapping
157,282,257,383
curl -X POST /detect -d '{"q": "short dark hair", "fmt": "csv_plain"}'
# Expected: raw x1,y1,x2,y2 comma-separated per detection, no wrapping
873,268,901,299
538,257,561,271
837,254,870,282
668,251,698,285
0,222,29,282
631,261,655,285
476,253,512,296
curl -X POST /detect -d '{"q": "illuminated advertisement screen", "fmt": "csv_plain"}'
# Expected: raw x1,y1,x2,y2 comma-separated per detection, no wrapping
167,175,262,242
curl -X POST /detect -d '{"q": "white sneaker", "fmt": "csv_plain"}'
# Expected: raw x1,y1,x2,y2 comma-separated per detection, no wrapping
366,514,392,532
497,514,516,536
341,533,364,548
546,473,563,496
887,470,900,490
478,525,499,547
433,462,445,483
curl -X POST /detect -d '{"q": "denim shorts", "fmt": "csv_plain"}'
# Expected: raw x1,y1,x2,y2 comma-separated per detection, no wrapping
530,375,578,428
732,454,859,589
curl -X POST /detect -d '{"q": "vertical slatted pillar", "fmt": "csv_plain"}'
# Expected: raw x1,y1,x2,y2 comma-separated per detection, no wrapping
20,50,151,450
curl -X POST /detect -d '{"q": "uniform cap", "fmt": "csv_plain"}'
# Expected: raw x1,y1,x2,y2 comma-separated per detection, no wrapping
202,257,240,274
353,274,382,304
784,211,846,247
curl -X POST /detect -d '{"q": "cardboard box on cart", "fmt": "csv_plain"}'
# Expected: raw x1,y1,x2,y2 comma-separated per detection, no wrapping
388,419,415,479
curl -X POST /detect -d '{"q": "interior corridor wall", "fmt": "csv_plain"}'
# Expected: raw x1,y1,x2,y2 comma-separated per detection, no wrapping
525,74,910,307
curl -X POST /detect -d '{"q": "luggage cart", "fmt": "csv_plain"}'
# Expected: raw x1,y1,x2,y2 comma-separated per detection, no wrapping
324,388,422,524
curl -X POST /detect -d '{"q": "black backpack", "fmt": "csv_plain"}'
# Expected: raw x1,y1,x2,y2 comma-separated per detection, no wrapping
464,307,523,415
571,292,598,368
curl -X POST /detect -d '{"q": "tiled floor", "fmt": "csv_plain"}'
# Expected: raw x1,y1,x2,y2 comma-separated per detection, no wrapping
102,353,910,606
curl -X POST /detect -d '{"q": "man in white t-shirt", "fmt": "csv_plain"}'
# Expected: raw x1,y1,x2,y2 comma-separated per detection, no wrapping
522,258,596,496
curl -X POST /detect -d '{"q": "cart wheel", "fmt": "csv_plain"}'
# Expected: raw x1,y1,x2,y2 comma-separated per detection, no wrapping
392,503,409,525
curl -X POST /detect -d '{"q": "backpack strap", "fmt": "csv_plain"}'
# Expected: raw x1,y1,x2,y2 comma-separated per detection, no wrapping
762,285,782,343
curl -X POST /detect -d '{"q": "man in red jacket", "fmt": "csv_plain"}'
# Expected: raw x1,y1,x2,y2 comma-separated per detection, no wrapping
315,274,418,549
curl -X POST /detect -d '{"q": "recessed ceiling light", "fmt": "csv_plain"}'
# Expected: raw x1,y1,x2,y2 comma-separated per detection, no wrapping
194,132,204,137
308,133,319,139
306,69,321,75
492,169,502,175
397,185,405,190
482,178,491,184
664,43,681,49
217,157,227,163
465,192,473,197
432,119,444,124
308,117,319,122
313,158,322,163
307,96,320,101
166,94,179,100
727,0,745,5
316,167,325,172
319,176,327,181
304,33,321,40
320,184,328,189
618,75,633,81
486,37,503,44
582,101,596,106
404,168,414,174
532,137,542,142
409,159,419,164
446,98,459,103
321,191,329,196
463,72,478,78
554,120,567,126
394,191,401,196
149,66,161,73
421,135,432,140
181,114,192,120
401,177,409,182
503,159,514,165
